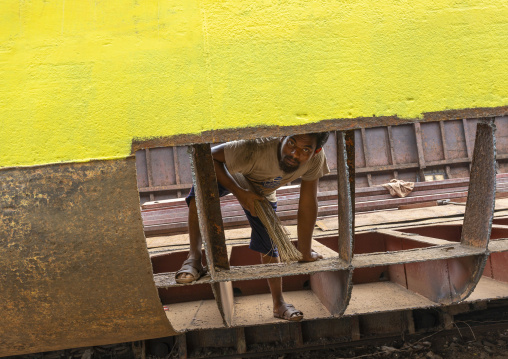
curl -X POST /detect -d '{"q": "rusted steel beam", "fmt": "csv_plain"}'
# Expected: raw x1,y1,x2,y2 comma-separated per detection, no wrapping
345,130,356,233
154,241,486,289
352,244,484,269
336,131,354,263
131,106,508,152
189,144,230,274
189,144,232,327
155,257,349,288
461,119,496,248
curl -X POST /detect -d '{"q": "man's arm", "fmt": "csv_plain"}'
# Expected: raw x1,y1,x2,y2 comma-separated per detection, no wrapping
211,144,264,216
297,178,323,262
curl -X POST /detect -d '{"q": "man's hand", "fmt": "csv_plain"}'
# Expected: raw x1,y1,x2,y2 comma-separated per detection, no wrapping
235,189,265,217
299,250,323,262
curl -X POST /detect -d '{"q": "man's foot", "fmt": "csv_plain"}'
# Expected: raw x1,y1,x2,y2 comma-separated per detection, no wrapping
273,303,303,321
175,258,206,284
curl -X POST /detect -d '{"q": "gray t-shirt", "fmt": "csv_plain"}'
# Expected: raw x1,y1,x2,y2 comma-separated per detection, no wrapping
223,138,330,202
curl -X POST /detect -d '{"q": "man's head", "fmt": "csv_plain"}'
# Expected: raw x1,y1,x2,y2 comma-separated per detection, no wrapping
278,132,329,173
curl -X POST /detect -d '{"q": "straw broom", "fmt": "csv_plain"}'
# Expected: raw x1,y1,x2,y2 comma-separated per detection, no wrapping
233,173,302,263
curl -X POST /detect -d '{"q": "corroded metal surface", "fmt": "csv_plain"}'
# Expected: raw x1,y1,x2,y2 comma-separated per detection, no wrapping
461,119,497,248
336,131,354,263
189,144,230,274
189,143,231,326
131,106,508,152
345,130,355,240
310,270,352,316
0,159,174,357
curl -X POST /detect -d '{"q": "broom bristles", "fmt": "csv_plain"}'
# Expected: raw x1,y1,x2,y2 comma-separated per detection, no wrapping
234,174,302,263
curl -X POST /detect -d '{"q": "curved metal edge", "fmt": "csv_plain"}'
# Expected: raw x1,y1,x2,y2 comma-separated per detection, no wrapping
448,119,497,304
450,254,489,303
0,158,176,357
310,268,354,316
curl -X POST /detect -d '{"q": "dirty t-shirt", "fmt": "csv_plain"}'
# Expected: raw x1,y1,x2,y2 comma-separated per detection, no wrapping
223,138,330,202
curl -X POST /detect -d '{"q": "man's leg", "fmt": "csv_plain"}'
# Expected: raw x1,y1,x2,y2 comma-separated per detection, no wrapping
261,254,283,311
176,184,231,282
245,205,303,321
176,197,204,282
261,253,303,320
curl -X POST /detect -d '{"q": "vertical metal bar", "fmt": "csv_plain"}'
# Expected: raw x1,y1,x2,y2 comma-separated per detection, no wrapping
291,322,304,347
404,311,416,334
439,121,452,179
145,149,155,201
414,123,426,181
461,119,496,248
176,334,187,359
189,144,230,273
336,131,354,263
463,118,473,160
350,316,361,340
309,132,354,317
173,147,182,198
345,130,355,239
190,144,233,327
387,126,398,179
235,327,247,354
360,128,372,186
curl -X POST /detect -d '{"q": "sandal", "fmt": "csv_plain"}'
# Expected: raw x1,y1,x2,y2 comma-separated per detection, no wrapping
273,303,303,322
175,258,206,284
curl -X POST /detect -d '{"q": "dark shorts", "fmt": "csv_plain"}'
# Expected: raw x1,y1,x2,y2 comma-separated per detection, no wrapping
186,183,279,257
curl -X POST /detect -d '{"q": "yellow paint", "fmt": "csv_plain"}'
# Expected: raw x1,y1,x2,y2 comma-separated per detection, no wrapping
1,0,507,167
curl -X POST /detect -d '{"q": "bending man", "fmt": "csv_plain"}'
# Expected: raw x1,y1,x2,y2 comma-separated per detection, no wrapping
176,132,330,321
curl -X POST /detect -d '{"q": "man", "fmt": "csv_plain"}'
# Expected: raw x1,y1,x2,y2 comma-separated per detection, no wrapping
176,132,330,321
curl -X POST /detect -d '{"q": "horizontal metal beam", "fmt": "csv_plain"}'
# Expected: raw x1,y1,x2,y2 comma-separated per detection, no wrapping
131,106,508,152
153,242,488,289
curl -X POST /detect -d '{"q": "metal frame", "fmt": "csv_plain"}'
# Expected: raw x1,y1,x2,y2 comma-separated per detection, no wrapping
153,117,503,333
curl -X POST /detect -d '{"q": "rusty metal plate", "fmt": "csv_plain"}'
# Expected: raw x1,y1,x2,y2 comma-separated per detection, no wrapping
462,119,496,248
0,158,174,356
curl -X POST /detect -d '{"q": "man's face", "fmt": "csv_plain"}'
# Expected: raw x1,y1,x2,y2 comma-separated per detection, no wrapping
279,134,317,173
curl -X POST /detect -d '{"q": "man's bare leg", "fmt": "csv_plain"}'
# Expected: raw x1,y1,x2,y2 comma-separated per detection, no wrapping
261,253,303,321
176,197,203,281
